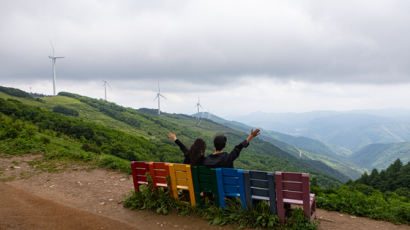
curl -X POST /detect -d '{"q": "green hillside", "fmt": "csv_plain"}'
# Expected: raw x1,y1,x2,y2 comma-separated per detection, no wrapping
350,142,410,170
197,112,356,181
262,130,364,179
0,86,343,187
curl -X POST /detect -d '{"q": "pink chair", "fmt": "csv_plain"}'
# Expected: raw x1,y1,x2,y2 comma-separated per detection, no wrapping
275,172,316,223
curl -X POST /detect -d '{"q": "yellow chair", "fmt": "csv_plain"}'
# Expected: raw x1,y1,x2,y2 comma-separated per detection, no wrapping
168,163,196,206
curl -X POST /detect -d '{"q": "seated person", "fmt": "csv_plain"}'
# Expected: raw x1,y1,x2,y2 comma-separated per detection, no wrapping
203,129,260,168
168,132,206,166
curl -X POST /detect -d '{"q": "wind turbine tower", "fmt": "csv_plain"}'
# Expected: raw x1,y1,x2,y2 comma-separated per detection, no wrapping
48,42,64,96
196,97,203,120
154,82,166,115
103,80,111,101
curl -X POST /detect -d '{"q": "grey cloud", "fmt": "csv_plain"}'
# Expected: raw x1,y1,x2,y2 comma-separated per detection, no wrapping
1,0,410,85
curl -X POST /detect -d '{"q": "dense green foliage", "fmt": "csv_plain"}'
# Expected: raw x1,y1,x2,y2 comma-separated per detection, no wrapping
0,86,33,99
354,159,409,197
52,105,79,116
315,184,410,224
124,178,317,230
314,160,410,225
59,92,142,128
350,142,410,170
0,98,182,163
0,106,132,174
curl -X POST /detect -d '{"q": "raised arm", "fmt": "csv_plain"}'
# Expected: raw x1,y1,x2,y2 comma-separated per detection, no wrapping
168,132,188,155
226,129,261,162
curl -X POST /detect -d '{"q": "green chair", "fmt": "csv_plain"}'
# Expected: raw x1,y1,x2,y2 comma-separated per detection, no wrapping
192,166,219,207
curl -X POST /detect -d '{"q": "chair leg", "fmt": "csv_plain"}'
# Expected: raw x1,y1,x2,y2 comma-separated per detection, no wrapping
188,189,196,207
310,198,316,221
277,201,285,224
240,194,247,210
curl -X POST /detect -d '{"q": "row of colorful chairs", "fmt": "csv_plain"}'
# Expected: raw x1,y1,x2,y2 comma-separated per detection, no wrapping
131,161,316,223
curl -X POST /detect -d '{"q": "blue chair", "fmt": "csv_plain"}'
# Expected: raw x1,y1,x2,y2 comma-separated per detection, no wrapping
243,170,277,214
215,168,247,210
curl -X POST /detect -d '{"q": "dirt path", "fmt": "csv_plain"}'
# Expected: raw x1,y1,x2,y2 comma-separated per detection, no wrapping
0,183,138,230
1,155,409,230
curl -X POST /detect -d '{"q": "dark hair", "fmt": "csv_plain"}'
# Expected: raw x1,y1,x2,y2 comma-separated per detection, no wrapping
214,135,227,151
188,138,206,166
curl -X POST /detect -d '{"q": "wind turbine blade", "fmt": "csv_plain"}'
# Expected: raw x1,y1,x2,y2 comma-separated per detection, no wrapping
153,95,159,101
160,94,166,99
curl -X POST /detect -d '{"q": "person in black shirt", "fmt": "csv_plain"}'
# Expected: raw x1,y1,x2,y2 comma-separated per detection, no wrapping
168,132,206,166
203,129,260,168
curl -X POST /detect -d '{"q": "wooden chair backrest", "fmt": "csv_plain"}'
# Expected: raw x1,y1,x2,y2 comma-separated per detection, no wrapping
216,168,246,210
243,170,276,214
168,163,192,187
275,172,310,202
168,163,196,206
192,166,219,206
131,161,150,192
148,162,170,189
192,166,217,191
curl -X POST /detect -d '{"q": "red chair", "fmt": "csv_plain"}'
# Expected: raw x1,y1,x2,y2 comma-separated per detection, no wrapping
131,161,150,192
275,172,316,223
148,162,170,190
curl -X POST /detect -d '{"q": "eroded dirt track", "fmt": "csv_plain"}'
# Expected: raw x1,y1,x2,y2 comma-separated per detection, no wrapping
0,183,138,230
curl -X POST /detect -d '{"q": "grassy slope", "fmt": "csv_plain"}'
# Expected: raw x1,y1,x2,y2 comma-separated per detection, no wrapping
0,87,341,187
350,142,410,170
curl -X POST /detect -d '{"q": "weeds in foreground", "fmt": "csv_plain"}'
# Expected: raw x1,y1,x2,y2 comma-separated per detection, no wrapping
124,176,317,230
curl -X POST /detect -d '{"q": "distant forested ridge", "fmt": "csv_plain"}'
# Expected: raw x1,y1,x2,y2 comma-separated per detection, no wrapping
314,160,410,224
350,142,410,170
354,159,410,196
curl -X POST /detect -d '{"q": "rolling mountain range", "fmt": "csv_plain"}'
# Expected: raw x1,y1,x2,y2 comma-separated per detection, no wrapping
197,112,364,179
350,142,410,170
233,110,410,152
0,86,346,186
231,110,410,172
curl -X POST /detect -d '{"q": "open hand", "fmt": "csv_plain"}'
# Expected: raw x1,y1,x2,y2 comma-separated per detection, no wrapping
250,129,260,137
168,132,177,141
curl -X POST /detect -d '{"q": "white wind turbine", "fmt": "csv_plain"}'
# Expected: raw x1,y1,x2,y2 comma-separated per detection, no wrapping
196,97,204,120
154,82,166,115
103,80,111,101
48,41,64,96
195,97,205,126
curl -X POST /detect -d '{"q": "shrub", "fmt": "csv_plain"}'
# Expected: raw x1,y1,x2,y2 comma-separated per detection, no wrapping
98,155,131,174
53,105,79,116
316,185,410,224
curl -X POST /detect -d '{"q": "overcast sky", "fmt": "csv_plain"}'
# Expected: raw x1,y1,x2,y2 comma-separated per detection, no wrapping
1,0,410,118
